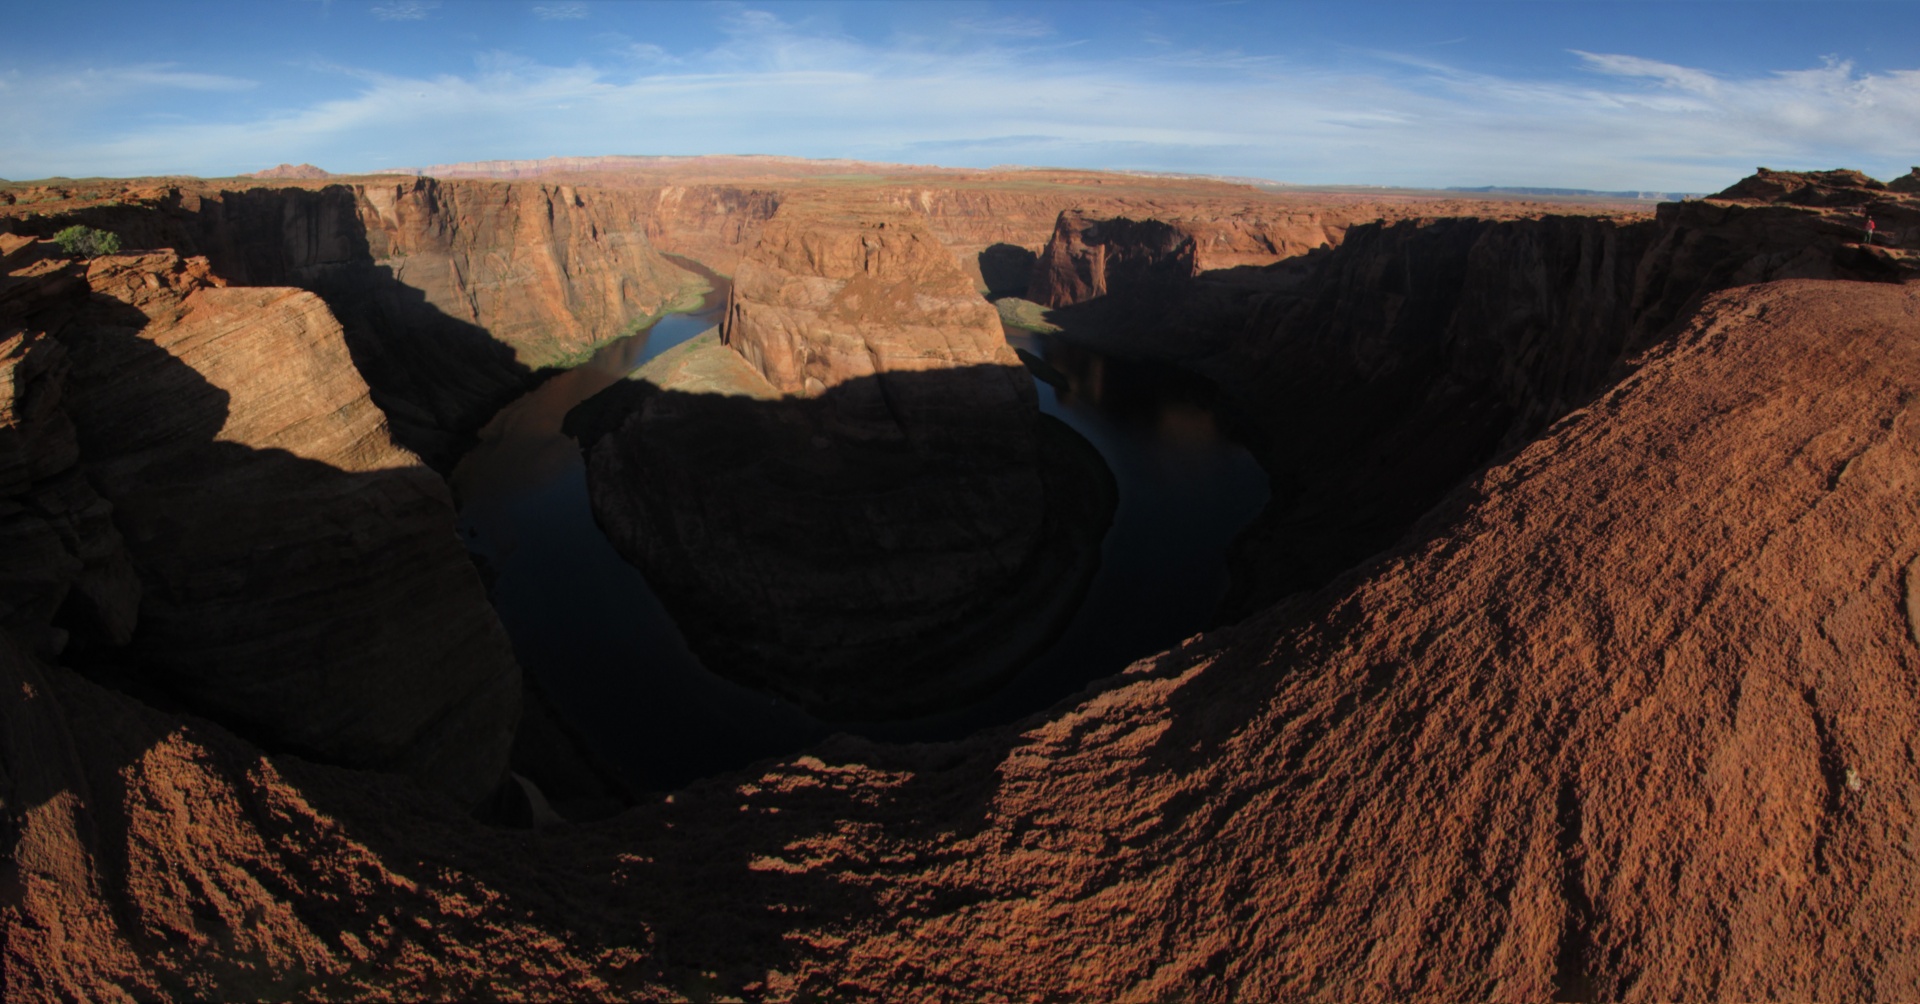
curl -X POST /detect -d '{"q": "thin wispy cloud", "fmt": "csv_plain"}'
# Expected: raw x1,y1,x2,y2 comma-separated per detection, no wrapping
952,16,1053,38
7,8,1920,189
371,1,437,21
533,3,588,20
1575,51,1720,93
1140,47,1283,72
0,63,254,103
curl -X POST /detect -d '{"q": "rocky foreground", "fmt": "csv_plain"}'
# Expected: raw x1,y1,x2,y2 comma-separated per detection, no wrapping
6,162,1920,999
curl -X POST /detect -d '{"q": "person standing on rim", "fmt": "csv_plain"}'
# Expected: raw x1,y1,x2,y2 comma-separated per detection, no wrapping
1866,215,1877,245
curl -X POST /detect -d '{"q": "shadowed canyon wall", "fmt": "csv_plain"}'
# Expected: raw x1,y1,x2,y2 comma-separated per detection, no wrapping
0,234,518,806
571,204,1114,719
13,270,1920,1000
1027,169,1920,617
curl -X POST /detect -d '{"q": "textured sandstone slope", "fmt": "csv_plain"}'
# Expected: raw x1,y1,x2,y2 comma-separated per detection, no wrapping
575,204,1114,718
1,239,519,806
603,277,1920,1000
0,631,660,1002
11,277,1919,1001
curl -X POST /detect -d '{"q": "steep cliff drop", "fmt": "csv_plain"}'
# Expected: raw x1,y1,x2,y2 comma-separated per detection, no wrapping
1023,168,1920,620
0,232,519,808
571,203,1116,720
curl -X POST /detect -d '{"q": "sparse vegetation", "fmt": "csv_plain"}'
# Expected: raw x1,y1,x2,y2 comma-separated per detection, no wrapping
995,296,1061,334
52,224,121,258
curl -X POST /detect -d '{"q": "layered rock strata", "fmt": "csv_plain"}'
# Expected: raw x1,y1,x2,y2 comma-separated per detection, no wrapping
4,179,707,467
573,206,1114,719
0,237,519,806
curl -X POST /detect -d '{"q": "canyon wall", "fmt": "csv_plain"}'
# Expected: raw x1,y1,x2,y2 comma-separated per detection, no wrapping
0,236,137,663
0,235,519,806
574,203,1113,719
1024,169,1920,616
637,184,783,273
4,179,708,467
510,175,1444,301
1028,211,1200,308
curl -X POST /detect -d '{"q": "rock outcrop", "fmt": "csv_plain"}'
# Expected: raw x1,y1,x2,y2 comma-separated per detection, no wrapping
0,236,519,806
574,205,1113,719
1028,211,1199,308
241,163,331,180
0,236,139,662
18,164,1920,999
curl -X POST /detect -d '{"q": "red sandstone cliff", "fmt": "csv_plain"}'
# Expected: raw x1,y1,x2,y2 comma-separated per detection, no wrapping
0,235,519,806
1027,210,1200,307
3,179,708,466
1018,170,1920,617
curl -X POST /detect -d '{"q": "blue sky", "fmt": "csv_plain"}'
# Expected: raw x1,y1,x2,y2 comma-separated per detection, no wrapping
4,1,1918,189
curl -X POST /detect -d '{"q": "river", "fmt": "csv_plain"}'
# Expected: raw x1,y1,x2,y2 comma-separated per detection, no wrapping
451,278,1269,791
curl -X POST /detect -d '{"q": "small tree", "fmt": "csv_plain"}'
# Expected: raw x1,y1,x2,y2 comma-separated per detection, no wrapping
51,225,122,258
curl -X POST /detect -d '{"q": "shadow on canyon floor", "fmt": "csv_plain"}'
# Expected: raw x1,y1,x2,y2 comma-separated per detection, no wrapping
563,354,1117,725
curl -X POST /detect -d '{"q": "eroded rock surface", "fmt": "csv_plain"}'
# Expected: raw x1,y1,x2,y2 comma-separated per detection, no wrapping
13,164,1920,1000
0,236,139,662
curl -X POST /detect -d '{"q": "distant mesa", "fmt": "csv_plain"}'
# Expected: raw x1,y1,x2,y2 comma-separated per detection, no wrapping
243,163,331,179
379,153,950,181
1447,184,1703,201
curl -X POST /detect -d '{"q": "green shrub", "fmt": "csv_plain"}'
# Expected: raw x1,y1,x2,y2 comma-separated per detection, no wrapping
52,225,122,258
